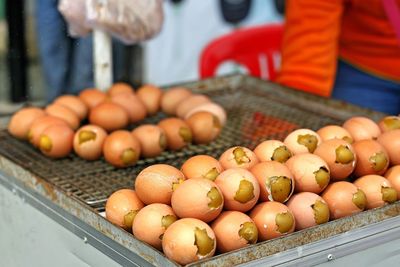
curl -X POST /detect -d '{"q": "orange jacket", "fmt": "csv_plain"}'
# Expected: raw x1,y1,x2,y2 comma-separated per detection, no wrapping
277,0,400,97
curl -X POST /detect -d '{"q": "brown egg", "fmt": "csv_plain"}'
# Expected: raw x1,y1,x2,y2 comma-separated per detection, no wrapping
39,124,74,158
186,111,222,144
136,84,163,115
317,125,353,143
89,102,129,132
73,125,107,160
378,116,400,132
45,103,80,130
28,116,69,147
284,129,322,154
105,189,144,231
103,130,141,168
385,166,400,200
250,202,295,241
377,129,400,165
176,94,211,118
171,178,223,222
321,181,367,219
354,175,397,209
181,155,223,181
185,102,227,126
132,125,166,158
78,88,107,109
158,118,192,150
132,203,177,250
219,146,259,170
54,95,88,120
342,116,381,141
250,161,295,202
211,211,258,253
286,153,330,194
110,93,147,123
135,164,185,205
286,192,330,230
352,140,389,177
253,140,293,163
8,107,46,140
314,139,357,181
108,82,134,96
214,168,260,212
161,87,193,115
162,218,216,265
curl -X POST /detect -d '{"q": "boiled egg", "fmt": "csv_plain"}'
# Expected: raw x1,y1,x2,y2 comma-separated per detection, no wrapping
8,107,46,140
103,130,141,167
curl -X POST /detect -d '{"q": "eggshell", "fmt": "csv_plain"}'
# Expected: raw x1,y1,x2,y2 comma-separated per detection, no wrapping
103,130,141,168
171,178,223,222
158,118,192,150
105,189,144,231
314,139,357,181
78,88,107,109
38,124,74,158
214,168,260,212
317,125,353,143
89,102,129,132
285,153,330,194
135,164,185,205
342,116,381,141
132,203,177,250
250,202,295,241
186,111,222,144
28,116,70,147
219,146,259,170
8,107,46,140
321,181,367,219
253,140,293,163
211,211,258,253
378,116,400,132
352,140,389,176
354,175,397,209
286,192,330,230
250,161,295,202
162,218,216,265
45,103,80,130
176,94,211,118
132,125,166,158
284,129,322,155
54,95,88,120
110,93,147,123
108,82,134,96
181,155,223,181
136,84,163,115
377,129,400,165
385,166,400,200
161,87,193,115
185,102,227,126
73,125,107,160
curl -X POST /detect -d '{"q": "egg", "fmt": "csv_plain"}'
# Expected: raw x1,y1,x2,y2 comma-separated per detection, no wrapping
211,211,258,253
132,125,166,158
38,124,74,158
353,175,397,209
158,118,192,150
378,116,400,132
253,140,292,163
108,82,134,96
385,166,400,200
8,107,46,140
342,116,381,141
103,130,141,168
285,153,330,194
185,102,227,126
110,93,147,123
105,189,144,231
219,146,259,170
78,88,107,109
73,125,107,160
186,111,222,144
135,164,185,205
132,203,177,250
377,129,400,165
314,139,357,181
316,125,353,143
352,140,389,176
28,116,70,147
136,84,163,115
321,181,367,219
161,87,193,115
176,94,211,118
214,168,260,212
171,178,223,222
54,95,88,120
250,202,295,241
162,218,216,265
250,161,295,202
284,128,322,154
45,103,80,130
181,155,223,181
89,102,129,132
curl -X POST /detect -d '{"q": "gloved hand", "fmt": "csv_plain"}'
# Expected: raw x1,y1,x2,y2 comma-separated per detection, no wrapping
58,0,164,44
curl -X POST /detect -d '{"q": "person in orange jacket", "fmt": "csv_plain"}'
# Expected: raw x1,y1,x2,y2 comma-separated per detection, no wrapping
277,0,400,115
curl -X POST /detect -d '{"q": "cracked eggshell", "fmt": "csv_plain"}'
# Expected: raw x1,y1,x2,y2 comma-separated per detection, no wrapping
219,146,259,170
284,129,321,155
352,140,389,176
354,175,397,209
342,116,381,141
316,125,353,143
181,155,223,181
253,140,293,163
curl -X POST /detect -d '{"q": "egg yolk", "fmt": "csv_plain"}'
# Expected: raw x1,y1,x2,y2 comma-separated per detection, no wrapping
207,187,223,209
275,212,294,234
335,145,354,164
78,130,97,144
203,167,219,181
267,176,292,203
352,189,367,210
238,222,258,244
271,146,292,163
297,134,318,153
381,186,397,203
370,152,388,172
179,127,192,143
311,200,330,224
194,227,215,256
39,135,52,152
314,167,330,189
234,179,255,203
233,147,250,165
